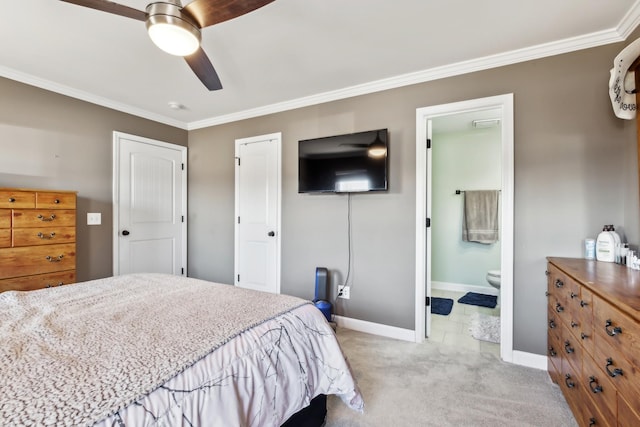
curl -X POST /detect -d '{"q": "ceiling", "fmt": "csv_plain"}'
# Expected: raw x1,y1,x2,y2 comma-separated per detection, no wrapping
1,0,640,130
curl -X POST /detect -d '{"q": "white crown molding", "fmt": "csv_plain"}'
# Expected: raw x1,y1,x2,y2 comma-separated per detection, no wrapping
618,0,640,39
188,26,631,130
3,4,640,132
0,66,188,130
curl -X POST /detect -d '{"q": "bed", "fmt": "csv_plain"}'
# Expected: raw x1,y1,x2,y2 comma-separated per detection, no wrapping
0,274,363,426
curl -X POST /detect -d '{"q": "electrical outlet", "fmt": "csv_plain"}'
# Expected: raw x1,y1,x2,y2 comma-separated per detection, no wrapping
338,286,350,299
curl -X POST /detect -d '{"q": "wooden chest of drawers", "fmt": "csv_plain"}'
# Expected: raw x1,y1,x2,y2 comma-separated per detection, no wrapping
0,188,77,292
547,257,640,427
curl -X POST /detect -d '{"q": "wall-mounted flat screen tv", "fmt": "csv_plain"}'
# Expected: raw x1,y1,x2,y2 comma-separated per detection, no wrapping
298,129,388,193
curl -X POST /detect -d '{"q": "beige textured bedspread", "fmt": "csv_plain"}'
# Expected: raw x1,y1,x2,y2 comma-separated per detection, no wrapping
0,274,308,426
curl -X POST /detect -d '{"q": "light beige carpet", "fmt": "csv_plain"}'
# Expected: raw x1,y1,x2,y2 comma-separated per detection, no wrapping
326,328,577,427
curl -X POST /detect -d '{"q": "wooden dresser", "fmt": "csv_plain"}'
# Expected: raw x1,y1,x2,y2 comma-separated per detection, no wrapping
547,257,640,427
0,188,77,292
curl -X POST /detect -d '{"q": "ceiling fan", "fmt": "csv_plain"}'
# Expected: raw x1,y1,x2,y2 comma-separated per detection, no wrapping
60,0,276,90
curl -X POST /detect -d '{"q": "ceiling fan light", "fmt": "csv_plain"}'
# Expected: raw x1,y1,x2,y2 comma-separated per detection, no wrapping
146,3,201,56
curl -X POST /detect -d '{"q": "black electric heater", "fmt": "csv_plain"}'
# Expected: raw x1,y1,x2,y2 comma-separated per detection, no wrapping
313,267,331,322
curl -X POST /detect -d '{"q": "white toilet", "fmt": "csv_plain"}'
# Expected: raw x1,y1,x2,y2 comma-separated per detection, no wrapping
486,270,501,306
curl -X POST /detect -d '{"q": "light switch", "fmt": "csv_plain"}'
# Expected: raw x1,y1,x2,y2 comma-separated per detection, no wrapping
87,213,101,225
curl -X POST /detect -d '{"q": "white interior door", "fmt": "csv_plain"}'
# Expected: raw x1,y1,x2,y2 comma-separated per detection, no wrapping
113,132,187,276
234,133,281,294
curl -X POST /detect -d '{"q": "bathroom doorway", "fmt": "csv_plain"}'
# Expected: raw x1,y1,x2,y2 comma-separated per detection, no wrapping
414,94,514,362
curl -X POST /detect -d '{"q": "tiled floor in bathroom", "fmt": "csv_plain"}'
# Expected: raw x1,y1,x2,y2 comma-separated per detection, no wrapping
428,289,501,357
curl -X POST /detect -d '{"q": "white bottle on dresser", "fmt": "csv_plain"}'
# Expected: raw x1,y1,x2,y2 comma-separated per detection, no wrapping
596,226,615,262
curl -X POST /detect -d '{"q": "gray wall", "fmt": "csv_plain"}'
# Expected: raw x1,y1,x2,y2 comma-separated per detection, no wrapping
431,127,501,289
1,32,639,355
188,36,640,355
0,77,188,281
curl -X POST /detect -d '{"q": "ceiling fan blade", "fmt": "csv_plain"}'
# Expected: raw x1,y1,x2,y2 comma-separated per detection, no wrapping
59,0,146,21
183,0,276,28
184,48,223,91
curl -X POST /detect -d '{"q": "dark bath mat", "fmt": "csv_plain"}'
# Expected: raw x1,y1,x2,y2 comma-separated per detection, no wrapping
431,297,454,316
458,292,497,309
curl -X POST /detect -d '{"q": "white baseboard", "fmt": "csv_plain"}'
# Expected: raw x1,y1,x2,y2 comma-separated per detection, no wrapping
432,281,498,296
511,350,547,370
333,315,415,342
334,315,548,371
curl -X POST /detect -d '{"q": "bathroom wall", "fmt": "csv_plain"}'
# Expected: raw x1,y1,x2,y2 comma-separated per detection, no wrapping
431,125,502,291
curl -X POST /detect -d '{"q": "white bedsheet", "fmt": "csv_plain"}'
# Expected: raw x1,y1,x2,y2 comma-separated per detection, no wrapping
98,303,363,427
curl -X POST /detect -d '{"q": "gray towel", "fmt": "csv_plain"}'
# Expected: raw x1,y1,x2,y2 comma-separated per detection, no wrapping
462,190,499,244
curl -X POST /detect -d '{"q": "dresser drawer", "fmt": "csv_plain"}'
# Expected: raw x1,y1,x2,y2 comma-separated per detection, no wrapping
36,191,76,209
547,327,562,384
0,190,35,209
562,323,583,373
582,352,617,423
577,286,595,356
547,264,568,304
563,275,582,310
593,295,640,368
0,229,10,248
559,355,583,412
572,387,614,427
0,270,76,292
0,243,76,279
618,394,640,427
12,226,76,247
0,209,10,228
12,209,76,228
593,333,640,414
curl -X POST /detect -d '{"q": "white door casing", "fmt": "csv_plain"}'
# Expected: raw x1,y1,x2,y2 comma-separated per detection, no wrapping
425,119,433,338
113,132,187,276
415,94,514,362
234,133,281,294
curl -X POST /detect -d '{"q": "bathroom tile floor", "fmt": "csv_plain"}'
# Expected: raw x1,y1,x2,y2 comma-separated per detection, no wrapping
427,289,500,357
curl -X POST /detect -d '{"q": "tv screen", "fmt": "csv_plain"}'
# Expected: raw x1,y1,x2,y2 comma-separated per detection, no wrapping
298,129,388,193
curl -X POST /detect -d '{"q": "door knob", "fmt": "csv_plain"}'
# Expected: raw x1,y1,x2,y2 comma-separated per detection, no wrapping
268,231,275,237
122,230,130,236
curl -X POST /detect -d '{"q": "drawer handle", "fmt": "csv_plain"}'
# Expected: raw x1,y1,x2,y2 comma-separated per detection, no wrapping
605,358,623,378
564,340,574,354
555,303,564,313
564,374,575,389
37,214,56,222
570,292,578,299
37,232,56,240
8,197,15,203
548,319,556,329
545,270,550,276
604,319,622,337
581,332,589,340
545,291,549,297
54,199,60,204
46,282,64,288
46,255,64,262
555,279,564,288
548,346,557,357
580,300,589,307
570,321,578,328
588,376,603,393
589,418,596,427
